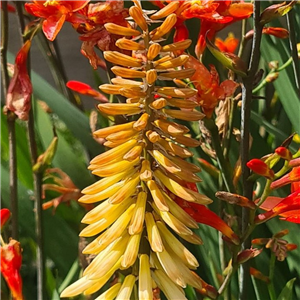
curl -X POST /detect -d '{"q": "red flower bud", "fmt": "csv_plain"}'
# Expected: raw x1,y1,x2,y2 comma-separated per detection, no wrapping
251,238,269,246
286,244,297,251
215,191,257,209
260,2,296,25
275,146,292,160
237,248,263,264
0,239,24,300
263,27,289,39
247,158,274,179
250,267,270,283
0,208,11,229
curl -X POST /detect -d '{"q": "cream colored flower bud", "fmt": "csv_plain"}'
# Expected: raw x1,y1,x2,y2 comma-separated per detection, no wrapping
115,275,136,300
134,113,150,131
147,179,169,211
128,191,147,235
123,144,144,161
145,212,164,252
94,283,122,300
121,232,142,268
139,255,153,300
140,160,153,181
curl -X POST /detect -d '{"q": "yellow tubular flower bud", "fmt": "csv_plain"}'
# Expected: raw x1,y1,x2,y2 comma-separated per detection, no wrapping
146,69,157,85
105,23,141,36
151,1,180,20
152,270,187,300
104,51,142,68
153,119,189,135
90,139,137,165
99,84,123,94
78,181,124,204
111,77,143,87
111,66,146,79
158,68,195,80
139,255,153,300
60,276,93,298
167,98,198,109
109,173,140,204
129,6,147,31
128,191,147,235
154,55,172,66
115,38,145,51
161,39,192,52
147,43,162,61
150,150,181,174
94,283,122,300
177,231,203,245
155,55,190,70
147,180,169,211
156,249,186,288
163,109,205,121
151,98,167,109
84,258,122,295
145,212,164,252
120,87,146,98
82,171,128,195
126,97,142,104
103,139,135,148
151,14,177,40
92,158,139,177
93,121,135,139
157,221,199,269
134,113,150,131
123,144,144,161
168,155,201,173
98,103,142,116
156,138,193,158
154,169,212,204
157,87,197,98
140,160,153,181
105,129,139,142
121,232,142,268
146,130,160,143
115,275,136,300
172,167,202,183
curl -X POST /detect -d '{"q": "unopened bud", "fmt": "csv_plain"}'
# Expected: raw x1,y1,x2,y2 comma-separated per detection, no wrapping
265,72,279,83
250,267,270,283
268,60,279,70
247,158,274,179
237,248,263,264
0,208,11,229
215,191,256,209
275,146,292,160
274,229,289,238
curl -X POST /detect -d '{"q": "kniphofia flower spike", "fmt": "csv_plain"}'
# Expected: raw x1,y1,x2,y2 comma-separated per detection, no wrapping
60,3,237,299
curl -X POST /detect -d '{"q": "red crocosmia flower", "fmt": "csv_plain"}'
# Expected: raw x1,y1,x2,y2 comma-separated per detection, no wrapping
0,239,24,300
215,33,239,53
0,209,11,229
246,158,274,179
0,2,16,13
255,189,300,224
185,55,238,117
66,81,108,102
6,41,32,121
271,167,300,190
25,1,89,41
174,182,240,245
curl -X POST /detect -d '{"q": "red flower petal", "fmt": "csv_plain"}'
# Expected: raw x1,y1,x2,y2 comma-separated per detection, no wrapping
0,208,11,229
42,13,66,41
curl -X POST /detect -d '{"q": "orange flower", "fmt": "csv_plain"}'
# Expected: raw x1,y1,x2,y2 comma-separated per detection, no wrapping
173,182,240,245
0,239,24,300
215,33,239,53
185,55,238,117
6,41,32,120
25,0,89,41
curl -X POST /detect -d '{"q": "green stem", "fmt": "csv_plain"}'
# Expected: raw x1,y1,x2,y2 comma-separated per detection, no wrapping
203,117,235,193
1,2,19,240
267,253,277,300
238,19,248,58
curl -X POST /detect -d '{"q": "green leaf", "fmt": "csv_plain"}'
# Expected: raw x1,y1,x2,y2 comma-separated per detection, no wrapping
277,278,296,300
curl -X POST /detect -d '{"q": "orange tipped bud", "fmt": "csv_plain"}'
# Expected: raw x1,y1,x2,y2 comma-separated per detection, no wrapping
146,130,160,143
150,1,180,20
237,248,263,264
146,69,157,85
129,6,147,31
275,146,292,160
151,98,167,109
115,38,145,51
105,23,140,36
111,66,146,79
104,51,142,68
246,158,274,179
147,43,161,61
151,14,177,40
